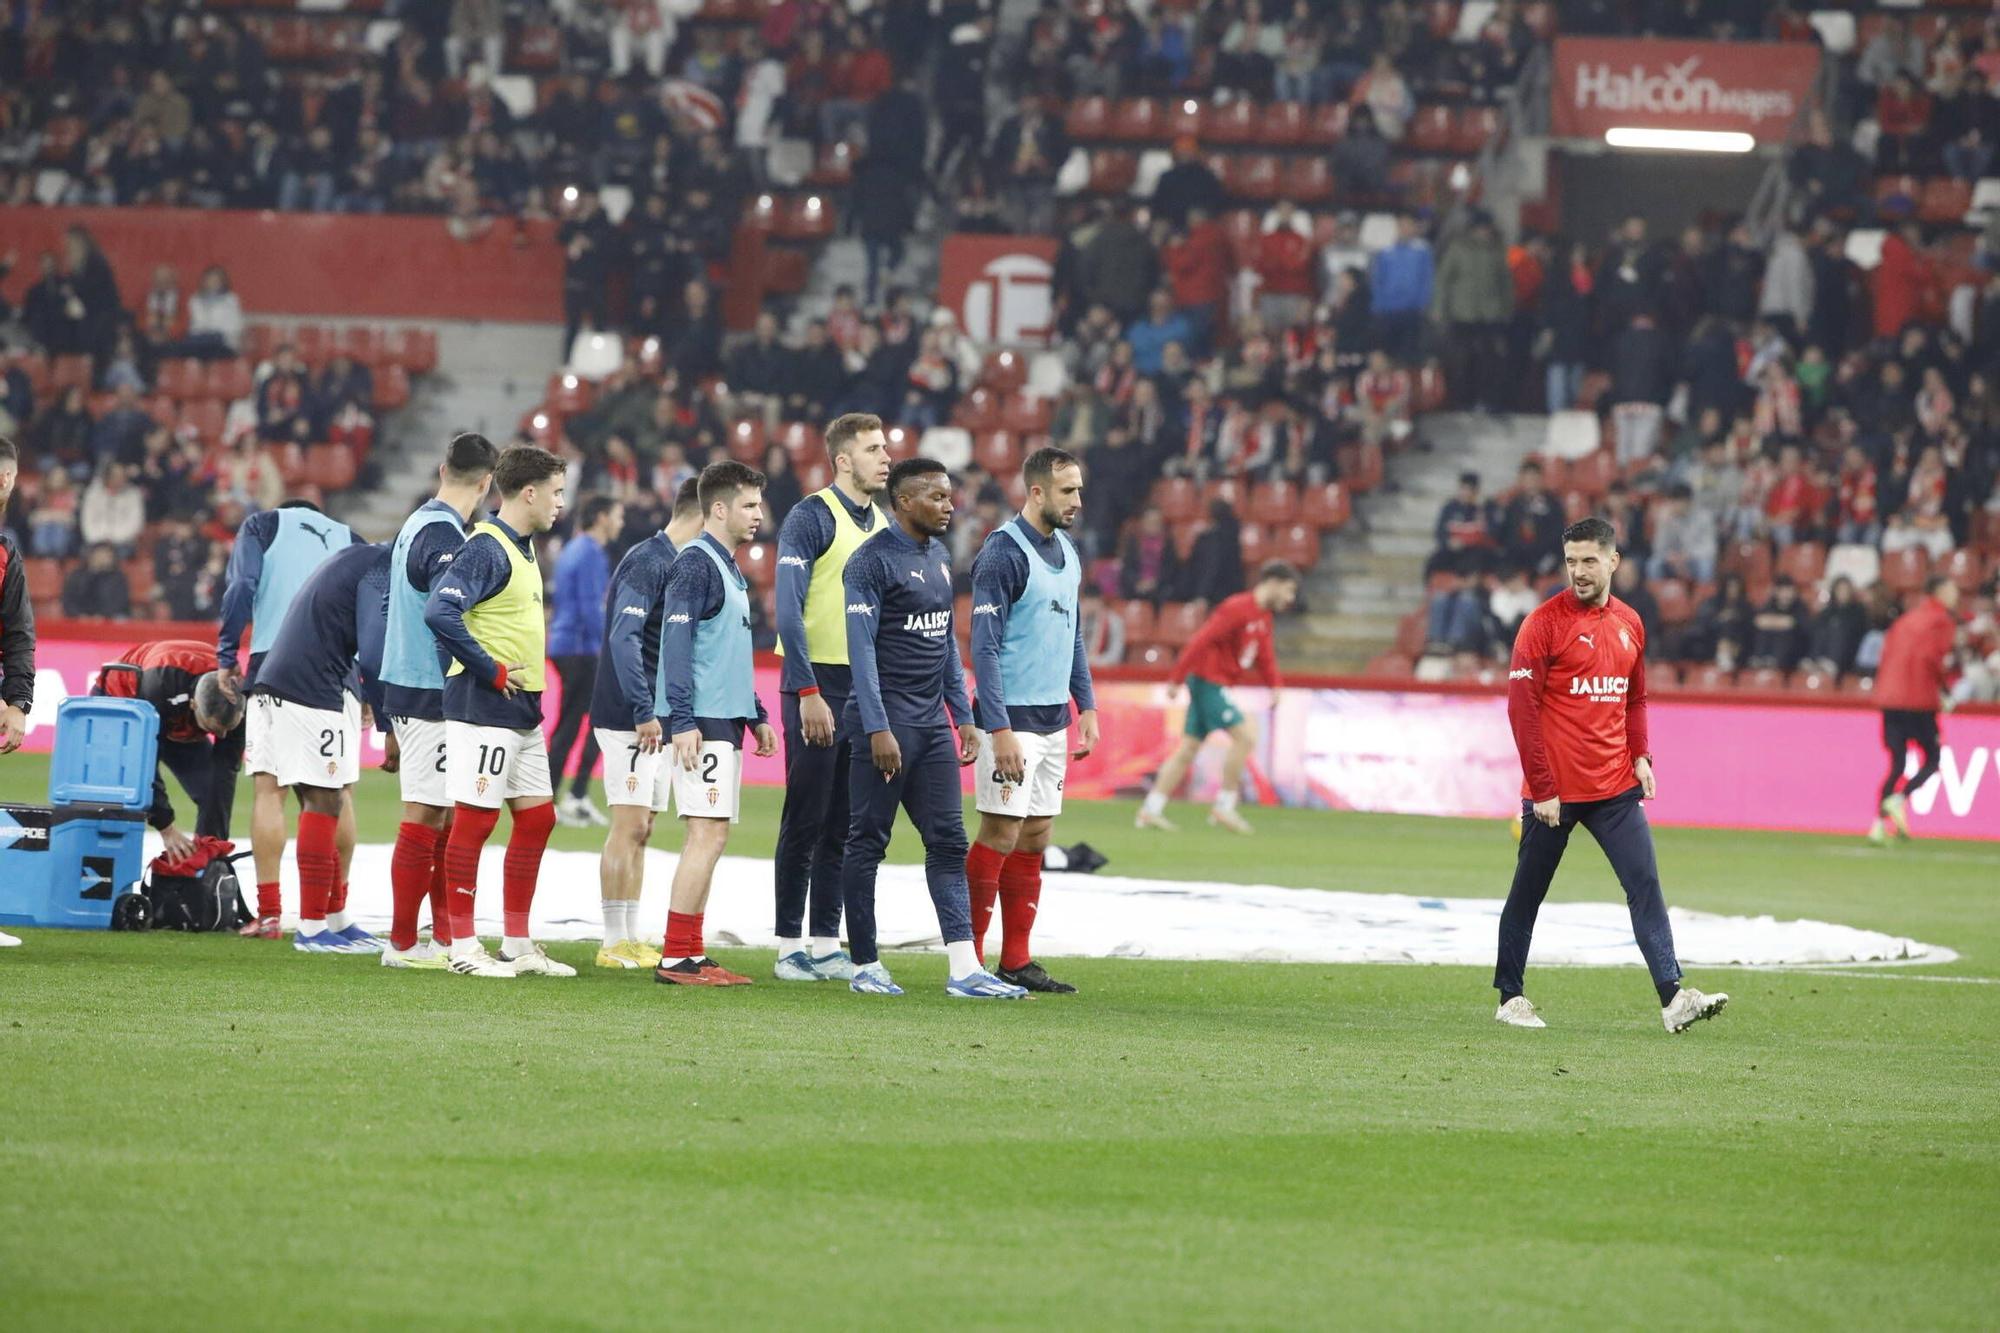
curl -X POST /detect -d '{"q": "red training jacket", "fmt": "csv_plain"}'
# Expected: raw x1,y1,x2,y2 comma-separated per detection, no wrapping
98,639,220,743
1507,591,1650,803
1170,592,1281,689
1874,596,1957,712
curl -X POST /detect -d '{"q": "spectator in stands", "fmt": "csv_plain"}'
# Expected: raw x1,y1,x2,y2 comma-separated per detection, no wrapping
62,542,133,619
1940,71,2000,181
1081,203,1159,327
1611,561,1660,648
1182,498,1248,607
22,253,87,358
256,344,314,443
559,187,615,359
60,227,123,366
1595,215,1662,336
1161,208,1231,352
1489,566,1539,643
822,21,893,144
185,264,243,358
1687,573,1753,669
1153,141,1228,230
726,311,792,429
785,320,848,425
1805,576,1870,680
448,0,505,79
901,327,959,430
1747,576,1810,674
1873,220,1927,341
1128,290,1196,377
1350,50,1413,141
1608,311,1674,467
81,463,146,557
1256,200,1317,333
1080,588,1126,668
1789,112,1868,222
1425,574,1486,657
1875,72,1930,173
1646,484,1717,584
1498,459,1563,576
29,385,92,476
1330,105,1391,199
1538,239,1593,413
669,280,724,384
1369,213,1432,363
1118,505,1181,605
1427,471,1494,578
1858,16,1925,93
28,469,79,559
854,142,920,307
278,124,342,215
1433,214,1513,413
991,96,1065,235
140,265,183,365
1759,228,1814,342
90,384,152,468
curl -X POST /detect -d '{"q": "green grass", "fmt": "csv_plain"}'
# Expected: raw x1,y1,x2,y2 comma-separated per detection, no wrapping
3,756,1998,1328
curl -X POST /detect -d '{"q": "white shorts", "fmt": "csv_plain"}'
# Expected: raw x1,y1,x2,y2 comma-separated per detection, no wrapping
975,728,1068,818
672,739,742,823
596,727,674,813
253,693,361,790
392,716,450,807
445,721,553,809
245,688,274,775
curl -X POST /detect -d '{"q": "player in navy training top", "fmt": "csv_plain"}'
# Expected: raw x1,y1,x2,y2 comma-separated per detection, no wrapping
837,458,1026,1000
249,541,393,953
589,478,704,969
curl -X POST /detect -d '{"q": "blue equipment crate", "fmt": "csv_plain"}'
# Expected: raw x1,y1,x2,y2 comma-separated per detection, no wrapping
0,805,147,930
49,696,158,811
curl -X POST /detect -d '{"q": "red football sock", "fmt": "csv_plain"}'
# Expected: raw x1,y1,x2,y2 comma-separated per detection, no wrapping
329,878,349,916
998,849,1044,972
389,821,434,950
965,842,1006,965
256,881,281,919
502,801,556,938
664,910,705,959
443,803,501,942
427,823,452,945
295,811,340,927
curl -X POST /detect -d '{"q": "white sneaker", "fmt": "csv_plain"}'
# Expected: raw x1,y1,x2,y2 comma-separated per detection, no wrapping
1662,987,1728,1033
1495,996,1546,1028
810,948,855,981
1866,820,1887,846
500,941,577,977
1135,807,1178,832
553,796,589,829
1884,792,1912,840
573,796,610,828
447,942,515,978
1207,806,1254,835
0,928,21,947
381,940,451,970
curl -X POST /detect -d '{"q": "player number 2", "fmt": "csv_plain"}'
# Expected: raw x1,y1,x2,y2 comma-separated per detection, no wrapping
475,744,507,776
702,752,720,782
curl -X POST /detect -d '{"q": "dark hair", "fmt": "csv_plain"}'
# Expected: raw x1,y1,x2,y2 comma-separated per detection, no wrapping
887,457,947,500
698,459,766,515
278,498,324,512
194,671,244,734
1022,446,1080,491
445,431,499,482
825,412,884,464
577,494,619,531
672,477,702,517
493,445,564,497
1561,517,1618,550
1458,471,1480,488
0,437,17,466
1256,560,1302,586
1925,573,1953,596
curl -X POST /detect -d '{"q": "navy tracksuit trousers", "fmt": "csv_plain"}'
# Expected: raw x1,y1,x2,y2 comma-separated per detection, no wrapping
1494,784,1682,1000
773,688,850,940
839,722,973,967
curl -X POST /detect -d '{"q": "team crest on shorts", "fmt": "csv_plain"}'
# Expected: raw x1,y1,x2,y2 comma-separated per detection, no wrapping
625,774,639,794
1000,785,1014,805
707,787,719,807
326,760,337,776
475,775,489,795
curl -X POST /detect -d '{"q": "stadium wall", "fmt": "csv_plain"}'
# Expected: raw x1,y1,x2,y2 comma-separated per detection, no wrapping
0,206,564,321
22,631,2000,840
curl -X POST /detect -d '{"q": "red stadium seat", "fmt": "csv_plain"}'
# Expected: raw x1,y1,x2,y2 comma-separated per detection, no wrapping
1247,480,1298,526
1777,541,1827,588
1300,482,1350,530
144,393,178,428
1685,665,1733,691
204,358,254,403
807,139,855,187
738,541,778,589
1168,97,1205,140
953,388,1001,432
727,418,766,463
1257,101,1308,147
244,323,285,364
1364,652,1415,679
155,358,206,401
1276,523,1320,569
1453,106,1503,156
779,421,823,464
1229,154,1283,201
1919,178,1973,225
1238,523,1270,567
51,354,93,394
25,559,63,604
1154,601,1205,647
797,457,831,491
263,444,307,488
176,399,225,445
1407,105,1456,154
1307,102,1349,145
999,394,1052,435
371,365,411,412
1567,449,1617,498
975,430,1022,476
390,327,438,374
1338,440,1384,493
1066,96,1112,141
338,325,385,368
1148,477,1198,526
1652,579,1694,625
1395,610,1427,659
1744,668,1788,692
1646,661,1681,692
1721,540,1773,588
1089,150,1139,195
1113,98,1168,142
304,443,358,493
292,325,334,369
1205,99,1258,145
546,372,594,416
1284,157,1335,206
882,424,920,462
1116,599,1157,645
982,350,1028,393
1878,547,1930,594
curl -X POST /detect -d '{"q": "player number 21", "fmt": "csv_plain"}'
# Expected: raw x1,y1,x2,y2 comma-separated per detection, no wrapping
318,729,345,758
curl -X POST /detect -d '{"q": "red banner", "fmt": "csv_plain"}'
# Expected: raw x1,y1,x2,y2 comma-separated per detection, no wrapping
936,235,1059,346
1550,38,1820,144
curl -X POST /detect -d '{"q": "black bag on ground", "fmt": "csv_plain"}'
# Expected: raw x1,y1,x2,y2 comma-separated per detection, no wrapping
146,853,252,933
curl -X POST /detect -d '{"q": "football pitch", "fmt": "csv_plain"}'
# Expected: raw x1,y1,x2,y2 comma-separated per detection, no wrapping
3,756,1998,1329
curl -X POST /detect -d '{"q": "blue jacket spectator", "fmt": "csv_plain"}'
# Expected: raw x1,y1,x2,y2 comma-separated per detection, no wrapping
1126,293,1196,376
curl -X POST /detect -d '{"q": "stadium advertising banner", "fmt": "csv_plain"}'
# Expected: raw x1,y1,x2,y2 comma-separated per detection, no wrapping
936,235,1060,346
1549,38,1821,144
21,639,2000,839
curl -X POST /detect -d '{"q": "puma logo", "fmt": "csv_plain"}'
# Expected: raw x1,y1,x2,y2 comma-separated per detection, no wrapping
1577,634,1595,648
299,520,331,548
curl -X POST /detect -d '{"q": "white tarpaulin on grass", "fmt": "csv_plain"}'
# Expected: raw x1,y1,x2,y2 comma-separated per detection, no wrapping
273,845,1948,969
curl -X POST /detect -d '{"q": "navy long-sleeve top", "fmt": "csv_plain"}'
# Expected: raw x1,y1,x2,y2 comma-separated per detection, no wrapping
842,524,972,736
423,516,543,729
774,485,880,697
380,502,470,721
658,532,769,735
589,531,678,729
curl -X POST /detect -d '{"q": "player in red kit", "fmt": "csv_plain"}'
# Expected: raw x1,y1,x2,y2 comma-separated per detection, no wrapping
1136,561,1300,834
1495,518,1728,1034
1867,575,1961,844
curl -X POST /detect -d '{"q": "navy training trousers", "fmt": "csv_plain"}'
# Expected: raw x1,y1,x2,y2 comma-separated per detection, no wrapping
839,722,972,966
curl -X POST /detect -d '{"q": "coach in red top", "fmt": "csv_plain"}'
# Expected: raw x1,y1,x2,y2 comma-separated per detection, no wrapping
1494,517,1728,1034
94,639,245,862
1868,575,1962,843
